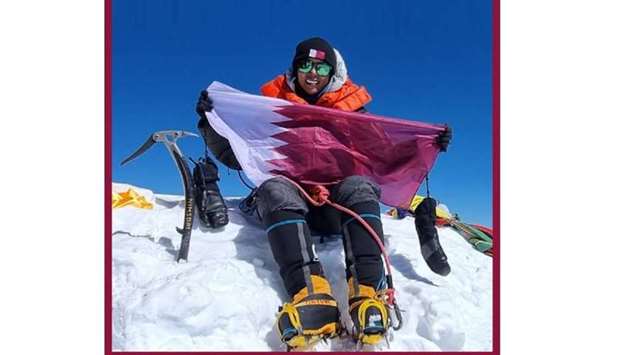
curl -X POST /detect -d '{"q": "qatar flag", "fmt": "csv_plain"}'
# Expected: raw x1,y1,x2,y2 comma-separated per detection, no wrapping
205,81,446,209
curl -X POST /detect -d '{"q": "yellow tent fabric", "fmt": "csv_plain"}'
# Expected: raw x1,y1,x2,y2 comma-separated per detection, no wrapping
387,195,451,219
408,195,426,213
112,188,154,209
408,195,452,219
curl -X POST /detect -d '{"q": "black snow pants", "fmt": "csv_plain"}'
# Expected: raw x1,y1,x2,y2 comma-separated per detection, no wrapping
255,175,386,299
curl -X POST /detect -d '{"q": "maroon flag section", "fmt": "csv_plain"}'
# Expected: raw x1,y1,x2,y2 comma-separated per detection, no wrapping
206,81,446,209
267,103,446,208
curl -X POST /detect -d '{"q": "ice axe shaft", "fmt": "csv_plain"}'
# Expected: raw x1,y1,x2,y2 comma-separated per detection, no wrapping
121,130,199,262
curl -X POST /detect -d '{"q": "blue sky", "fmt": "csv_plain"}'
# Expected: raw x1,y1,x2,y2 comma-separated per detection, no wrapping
112,0,493,226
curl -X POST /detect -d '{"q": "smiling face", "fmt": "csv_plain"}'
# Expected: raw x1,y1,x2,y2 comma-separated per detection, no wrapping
296,58,331,95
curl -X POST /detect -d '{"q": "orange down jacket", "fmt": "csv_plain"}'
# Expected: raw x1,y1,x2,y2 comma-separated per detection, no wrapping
260,75,372,112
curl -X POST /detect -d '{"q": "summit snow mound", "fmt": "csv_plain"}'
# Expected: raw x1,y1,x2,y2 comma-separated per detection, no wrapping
112,183,492,351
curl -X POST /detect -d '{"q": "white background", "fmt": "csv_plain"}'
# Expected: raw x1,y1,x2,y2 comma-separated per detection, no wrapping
0,1,103,354
1,1,619,354
502,0,620,354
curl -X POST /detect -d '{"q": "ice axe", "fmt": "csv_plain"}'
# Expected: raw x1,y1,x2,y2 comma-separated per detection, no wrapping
121,130,199,262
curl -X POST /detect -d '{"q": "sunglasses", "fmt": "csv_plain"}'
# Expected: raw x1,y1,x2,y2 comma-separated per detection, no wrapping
297,60,333,77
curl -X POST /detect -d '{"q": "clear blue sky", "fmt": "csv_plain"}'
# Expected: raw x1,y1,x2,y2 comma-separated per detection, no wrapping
112,0,492,226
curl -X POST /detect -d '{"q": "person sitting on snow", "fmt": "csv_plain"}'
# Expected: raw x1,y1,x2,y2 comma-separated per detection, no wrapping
194,37,452,349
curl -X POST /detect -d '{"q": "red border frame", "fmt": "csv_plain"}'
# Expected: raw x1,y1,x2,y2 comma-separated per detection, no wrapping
492,0,501,353
104,0,500,353
104,0,112,352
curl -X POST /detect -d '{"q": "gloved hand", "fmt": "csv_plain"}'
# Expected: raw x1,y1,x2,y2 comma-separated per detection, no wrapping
195,90,214,119
436,125,452,152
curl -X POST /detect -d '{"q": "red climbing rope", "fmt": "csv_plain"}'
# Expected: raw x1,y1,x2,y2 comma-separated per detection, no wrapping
279,176,396,306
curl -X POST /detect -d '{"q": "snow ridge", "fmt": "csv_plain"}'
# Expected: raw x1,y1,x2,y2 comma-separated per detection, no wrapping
112,183,492,351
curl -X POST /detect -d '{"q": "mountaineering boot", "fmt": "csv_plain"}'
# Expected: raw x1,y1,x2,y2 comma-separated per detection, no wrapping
276,275,340,350
239,188,258,216
192,157,229,228
337,198,390,345
414,197,450,276
348,280,389,346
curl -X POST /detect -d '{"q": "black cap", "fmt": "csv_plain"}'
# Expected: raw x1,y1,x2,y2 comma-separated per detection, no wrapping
292,37,337,71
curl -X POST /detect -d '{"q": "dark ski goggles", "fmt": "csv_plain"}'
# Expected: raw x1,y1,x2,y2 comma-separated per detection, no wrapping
297,60,333,77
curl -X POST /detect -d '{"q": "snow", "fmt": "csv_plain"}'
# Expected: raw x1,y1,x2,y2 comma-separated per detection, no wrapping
112,183,492,351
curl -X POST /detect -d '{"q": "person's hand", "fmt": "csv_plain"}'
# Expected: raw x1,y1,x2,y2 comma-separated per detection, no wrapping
195,90,214,118
436,125,452,152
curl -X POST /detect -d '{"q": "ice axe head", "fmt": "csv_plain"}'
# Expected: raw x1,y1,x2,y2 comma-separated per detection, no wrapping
120,130,199,166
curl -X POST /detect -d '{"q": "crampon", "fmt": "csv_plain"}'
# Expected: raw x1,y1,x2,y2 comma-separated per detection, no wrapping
348,288,403,350
276,293,341,351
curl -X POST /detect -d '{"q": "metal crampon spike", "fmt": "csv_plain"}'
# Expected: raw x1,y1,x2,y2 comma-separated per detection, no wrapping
355,340,364,351
388,302,404,331
341,326,350,337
